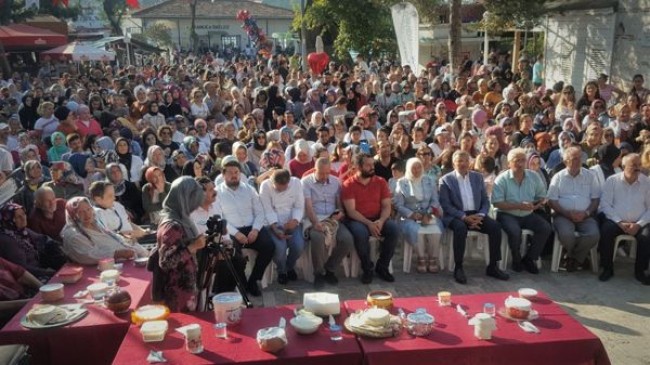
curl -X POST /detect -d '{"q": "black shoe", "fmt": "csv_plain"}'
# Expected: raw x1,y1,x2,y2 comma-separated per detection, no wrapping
361,271,373,284
486,265,510,281
375,267,395,282
512,260,523,273
246,281,262,297
599,267,614,282
287,269,298,281
278,274,288,285
323,270,339,285
634,272,650,285
314,274,326,289
522,257,539,274
454,267,467,284
566,258,579,273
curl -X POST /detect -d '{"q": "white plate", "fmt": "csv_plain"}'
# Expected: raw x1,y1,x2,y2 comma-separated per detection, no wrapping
20,308,88,329
498,308,539,322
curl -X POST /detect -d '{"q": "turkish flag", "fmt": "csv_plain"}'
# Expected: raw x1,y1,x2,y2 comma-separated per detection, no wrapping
52,0,69,6
126,0,139,8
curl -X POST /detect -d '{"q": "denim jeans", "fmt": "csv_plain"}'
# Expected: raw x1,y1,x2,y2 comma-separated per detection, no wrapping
270,223,305,275
344,219,398,273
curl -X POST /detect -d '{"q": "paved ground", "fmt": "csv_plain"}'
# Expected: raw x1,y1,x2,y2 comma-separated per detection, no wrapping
246,246,650,365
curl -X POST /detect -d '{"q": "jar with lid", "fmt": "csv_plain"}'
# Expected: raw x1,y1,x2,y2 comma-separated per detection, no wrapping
406,308,435,337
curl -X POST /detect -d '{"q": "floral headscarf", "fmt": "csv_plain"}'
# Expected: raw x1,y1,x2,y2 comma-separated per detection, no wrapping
259,148,284,170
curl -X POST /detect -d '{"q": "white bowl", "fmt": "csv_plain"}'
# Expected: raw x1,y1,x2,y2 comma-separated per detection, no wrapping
134,257,149,267
40,283,64,302
518,288,538,299
87,283,108,300
290,314,323,335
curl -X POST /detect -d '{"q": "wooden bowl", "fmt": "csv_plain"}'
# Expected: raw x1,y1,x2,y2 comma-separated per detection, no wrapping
366,290,393,310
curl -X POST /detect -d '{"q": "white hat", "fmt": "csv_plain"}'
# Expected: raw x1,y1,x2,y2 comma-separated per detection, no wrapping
434,127,448,136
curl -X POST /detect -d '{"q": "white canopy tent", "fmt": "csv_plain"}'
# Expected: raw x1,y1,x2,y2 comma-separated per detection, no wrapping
42,41,116,61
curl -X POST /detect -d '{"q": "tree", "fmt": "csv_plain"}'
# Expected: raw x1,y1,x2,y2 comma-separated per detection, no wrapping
133,22,172,49
103,0,128,35
189,0,198,53
448,0,462,75
480,0,548,32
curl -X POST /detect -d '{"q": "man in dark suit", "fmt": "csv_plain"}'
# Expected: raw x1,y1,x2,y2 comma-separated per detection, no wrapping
439,151,509,284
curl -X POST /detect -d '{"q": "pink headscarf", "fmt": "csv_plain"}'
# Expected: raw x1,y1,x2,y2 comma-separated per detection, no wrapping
472,108,488,129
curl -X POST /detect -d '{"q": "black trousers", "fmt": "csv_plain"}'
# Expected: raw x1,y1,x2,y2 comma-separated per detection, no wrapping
599,218,650,274
230,226,275,283
447,213,502,267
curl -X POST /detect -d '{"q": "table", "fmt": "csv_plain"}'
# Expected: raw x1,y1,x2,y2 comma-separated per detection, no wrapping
344,292,611,365
0,262,153,365
112,306,363,365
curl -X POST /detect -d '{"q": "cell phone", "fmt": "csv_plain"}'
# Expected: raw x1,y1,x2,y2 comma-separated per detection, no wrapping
330,209,340,217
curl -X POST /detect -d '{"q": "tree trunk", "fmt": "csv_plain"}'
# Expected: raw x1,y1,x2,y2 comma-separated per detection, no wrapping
448,0,462,77
190,0,199,53
512,31,521,73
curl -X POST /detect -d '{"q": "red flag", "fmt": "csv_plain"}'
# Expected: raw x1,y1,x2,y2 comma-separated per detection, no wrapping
126,0,139,8
52,0,69,6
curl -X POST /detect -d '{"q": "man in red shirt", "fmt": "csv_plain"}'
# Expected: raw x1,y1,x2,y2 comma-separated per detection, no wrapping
27,187,66,242
342,153,398,284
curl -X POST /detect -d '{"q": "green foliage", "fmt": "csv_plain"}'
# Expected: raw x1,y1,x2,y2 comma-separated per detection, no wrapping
481,0,548,32
134,22,173,48
103,0,129,36
296,0,441,60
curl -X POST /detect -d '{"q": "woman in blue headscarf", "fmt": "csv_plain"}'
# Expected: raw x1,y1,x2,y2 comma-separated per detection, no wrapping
46,132,69,163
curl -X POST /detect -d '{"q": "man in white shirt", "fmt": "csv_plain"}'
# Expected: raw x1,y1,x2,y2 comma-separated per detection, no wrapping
259,169,305,285
215,159,275,296
89,181,147,240
0,123,14,174
598,153,650,284
191,176,245,294
548,146,601,272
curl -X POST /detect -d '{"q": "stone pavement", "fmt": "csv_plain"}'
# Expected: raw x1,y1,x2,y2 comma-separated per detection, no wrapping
245,246,650,365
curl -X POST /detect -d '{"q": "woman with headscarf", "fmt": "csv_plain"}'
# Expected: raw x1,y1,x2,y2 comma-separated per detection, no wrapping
18,94,39,131
142,167,172,224
180,136,200,161
394,158,443,273
106,162,145,222
232,141,257,178
546,131,575,173
115,137,144,185
96,136,116,154
590,144,621,189
141,145,176,183
13,160,47,216
151,177,206,312
42,161,84,200
0,203,65,281
46,131,69,163
61,197,148,265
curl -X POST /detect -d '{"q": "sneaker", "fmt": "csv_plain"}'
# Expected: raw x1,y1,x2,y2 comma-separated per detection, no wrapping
375,267,395,282
323,270,339,285
314,274,326,289
361,271,373,284
278,274,288,285
287,269,298,281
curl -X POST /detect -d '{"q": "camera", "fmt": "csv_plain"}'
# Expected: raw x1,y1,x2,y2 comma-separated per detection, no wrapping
206,215,227,236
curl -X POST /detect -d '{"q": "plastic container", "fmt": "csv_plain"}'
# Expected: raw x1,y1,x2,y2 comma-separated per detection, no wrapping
57,266,83,284
87,283,108,300
100,269,120,285
40,283,64,302
140,320,168,342
406,308,434,337
98,258,115,271
212,292,243,326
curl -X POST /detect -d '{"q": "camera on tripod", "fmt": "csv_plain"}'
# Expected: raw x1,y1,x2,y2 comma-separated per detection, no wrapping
205,215,235,257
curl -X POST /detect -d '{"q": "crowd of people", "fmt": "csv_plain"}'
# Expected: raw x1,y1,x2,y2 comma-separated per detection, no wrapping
0,48,649,314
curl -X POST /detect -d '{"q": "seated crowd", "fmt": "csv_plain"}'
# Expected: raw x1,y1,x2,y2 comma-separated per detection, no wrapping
0,51,649,315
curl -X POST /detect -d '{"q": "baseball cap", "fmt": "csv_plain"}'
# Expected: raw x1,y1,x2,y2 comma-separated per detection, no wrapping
434,127,448,136
0,123,9,130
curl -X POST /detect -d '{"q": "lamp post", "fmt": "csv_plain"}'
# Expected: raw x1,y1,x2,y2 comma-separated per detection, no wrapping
125,29,132,67
483,11,490,65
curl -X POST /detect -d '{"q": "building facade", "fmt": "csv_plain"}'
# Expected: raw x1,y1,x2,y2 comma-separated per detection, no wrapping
131,0,294,52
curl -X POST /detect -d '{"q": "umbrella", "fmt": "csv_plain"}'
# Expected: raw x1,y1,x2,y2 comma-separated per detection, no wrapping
42,41,115,62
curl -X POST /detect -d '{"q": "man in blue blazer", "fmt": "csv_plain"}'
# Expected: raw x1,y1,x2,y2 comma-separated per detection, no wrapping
439,151,509,284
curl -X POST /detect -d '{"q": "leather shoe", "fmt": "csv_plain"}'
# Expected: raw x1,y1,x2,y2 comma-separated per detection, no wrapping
522,257,539,274
375,267,395,282
454,267,467,284
314,274,326,289
634,272,650,286
565,258,579,273
486,265,510,281
287,269,298,281
246,281,262,297
323,270,339,285
599,267,614,282
361,271,373,284
512,260,523,273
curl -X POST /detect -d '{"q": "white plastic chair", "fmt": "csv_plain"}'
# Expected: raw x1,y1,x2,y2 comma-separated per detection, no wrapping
446,230,491,271
349,237,393,277
499,229,542,271
612,235,638,262
550,232,599,273
402,223,444,273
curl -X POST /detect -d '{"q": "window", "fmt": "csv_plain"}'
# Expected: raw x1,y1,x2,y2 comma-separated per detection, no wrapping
221,35,241,49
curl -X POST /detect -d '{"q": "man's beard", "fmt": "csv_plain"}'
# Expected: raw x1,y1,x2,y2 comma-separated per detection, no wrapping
360,169,375,178
226,180,240,189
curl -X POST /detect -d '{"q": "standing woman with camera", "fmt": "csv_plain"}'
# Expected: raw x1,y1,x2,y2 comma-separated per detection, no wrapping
152,176,206,312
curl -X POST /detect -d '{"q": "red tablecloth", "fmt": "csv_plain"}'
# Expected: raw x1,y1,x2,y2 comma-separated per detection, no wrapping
344,292,611,365
0,262,153,365
112,305,363,365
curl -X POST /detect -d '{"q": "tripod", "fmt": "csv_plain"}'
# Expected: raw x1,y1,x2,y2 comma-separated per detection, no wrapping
197,231,252,311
